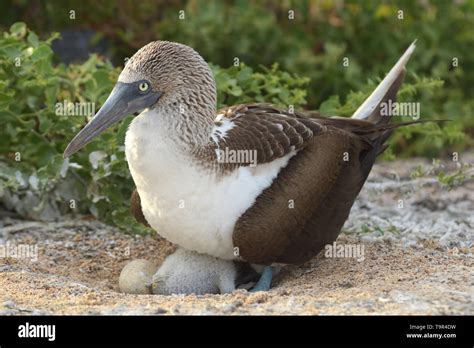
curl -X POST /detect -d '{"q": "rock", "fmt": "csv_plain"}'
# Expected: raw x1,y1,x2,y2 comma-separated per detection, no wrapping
3,300,16,309
119,259,157,294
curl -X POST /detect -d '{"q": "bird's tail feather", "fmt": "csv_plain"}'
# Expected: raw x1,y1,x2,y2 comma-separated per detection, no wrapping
352,40,417,123
319,41,446,156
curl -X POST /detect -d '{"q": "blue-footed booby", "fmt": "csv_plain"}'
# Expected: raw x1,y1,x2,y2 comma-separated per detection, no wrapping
65,40,421,293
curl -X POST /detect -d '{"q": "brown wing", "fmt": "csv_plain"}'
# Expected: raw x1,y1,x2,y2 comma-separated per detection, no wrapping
131,189,150,227
211,104,325,169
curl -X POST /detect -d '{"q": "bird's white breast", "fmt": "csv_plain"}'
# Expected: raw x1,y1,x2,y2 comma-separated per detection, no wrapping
125,109,294,259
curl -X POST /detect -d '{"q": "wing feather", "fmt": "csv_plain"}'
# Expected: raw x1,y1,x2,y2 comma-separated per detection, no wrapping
210,104,323,167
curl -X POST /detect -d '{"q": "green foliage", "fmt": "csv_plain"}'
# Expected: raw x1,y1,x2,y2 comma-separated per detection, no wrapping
0,23,308,230
410,159,474,190
436,168,471,190
354,222,400,236
1,0,471,157
213,63,309,109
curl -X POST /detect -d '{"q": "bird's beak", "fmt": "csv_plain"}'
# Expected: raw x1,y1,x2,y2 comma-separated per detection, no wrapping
63,82,162,158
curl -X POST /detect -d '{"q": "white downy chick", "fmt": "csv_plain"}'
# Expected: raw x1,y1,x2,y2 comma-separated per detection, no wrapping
151,248,237,295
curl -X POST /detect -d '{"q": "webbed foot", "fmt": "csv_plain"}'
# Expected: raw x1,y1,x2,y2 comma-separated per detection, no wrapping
249,266,273,292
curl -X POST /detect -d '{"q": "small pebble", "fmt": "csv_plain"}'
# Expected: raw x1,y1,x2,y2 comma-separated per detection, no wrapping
119,259,157,294
3,300,16,309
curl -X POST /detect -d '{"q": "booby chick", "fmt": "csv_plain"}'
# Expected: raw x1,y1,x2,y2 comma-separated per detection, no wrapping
151,248,237,295
64,40,420,293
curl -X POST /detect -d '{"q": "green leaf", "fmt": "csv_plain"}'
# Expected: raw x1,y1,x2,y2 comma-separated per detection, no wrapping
31,44,52,62
319,95,341,115
10,22,27,38
0,93,14,108
27,32,39,47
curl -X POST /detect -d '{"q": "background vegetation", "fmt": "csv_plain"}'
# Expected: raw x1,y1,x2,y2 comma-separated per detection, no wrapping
0,0,472,231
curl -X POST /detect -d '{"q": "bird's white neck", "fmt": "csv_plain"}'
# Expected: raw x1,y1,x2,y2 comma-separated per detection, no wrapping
125,104,217,169
137,107,214,155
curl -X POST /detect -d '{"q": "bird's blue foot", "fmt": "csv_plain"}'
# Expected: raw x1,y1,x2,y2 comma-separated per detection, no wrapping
249,266,273,292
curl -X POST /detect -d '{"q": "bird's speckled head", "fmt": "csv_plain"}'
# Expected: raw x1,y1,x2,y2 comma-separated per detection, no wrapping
64,41,217,157
119,41,217,108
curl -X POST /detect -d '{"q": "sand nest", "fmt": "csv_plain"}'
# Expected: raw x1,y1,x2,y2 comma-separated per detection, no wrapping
0,154,473,315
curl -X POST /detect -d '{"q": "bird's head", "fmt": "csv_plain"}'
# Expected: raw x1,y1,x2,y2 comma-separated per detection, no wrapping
63,41,216,158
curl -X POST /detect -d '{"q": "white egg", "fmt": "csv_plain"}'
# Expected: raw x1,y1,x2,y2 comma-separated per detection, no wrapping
119,259,157,294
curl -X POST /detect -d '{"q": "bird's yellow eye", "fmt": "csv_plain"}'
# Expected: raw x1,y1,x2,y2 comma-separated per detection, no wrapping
139,82,149,92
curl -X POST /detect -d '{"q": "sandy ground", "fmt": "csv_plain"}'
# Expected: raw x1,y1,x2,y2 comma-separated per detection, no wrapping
0,154,473,315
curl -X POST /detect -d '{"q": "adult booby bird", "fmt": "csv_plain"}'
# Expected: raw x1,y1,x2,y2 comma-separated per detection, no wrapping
65,40,419,293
